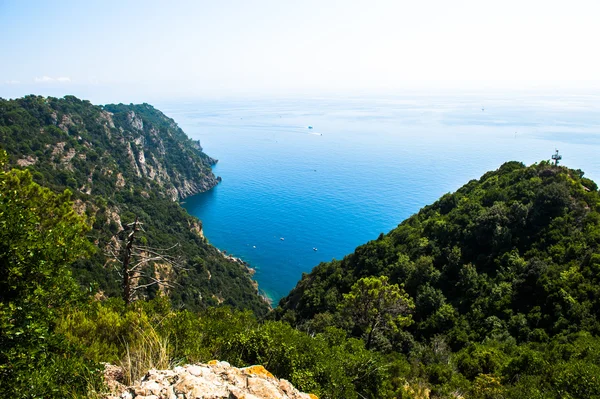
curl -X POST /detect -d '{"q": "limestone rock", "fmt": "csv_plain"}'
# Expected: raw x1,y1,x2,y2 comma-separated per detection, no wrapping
104,361,317,399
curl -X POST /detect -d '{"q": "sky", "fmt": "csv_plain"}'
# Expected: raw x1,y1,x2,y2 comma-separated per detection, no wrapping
1,0,599,103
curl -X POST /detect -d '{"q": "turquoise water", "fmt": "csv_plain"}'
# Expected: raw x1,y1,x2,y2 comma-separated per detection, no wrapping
159,94,600,304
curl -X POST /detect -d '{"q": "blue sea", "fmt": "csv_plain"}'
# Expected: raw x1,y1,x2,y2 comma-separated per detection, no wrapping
158,93,600,304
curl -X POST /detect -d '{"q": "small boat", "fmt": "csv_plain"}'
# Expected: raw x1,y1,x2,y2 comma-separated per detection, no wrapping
313,247,318,251
308,126,313,129
280,237,285,241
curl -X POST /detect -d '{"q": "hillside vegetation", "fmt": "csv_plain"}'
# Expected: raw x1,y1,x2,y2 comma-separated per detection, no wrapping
276,160,600,397
0,158,391,398
0,95,268,314
3,95,600,398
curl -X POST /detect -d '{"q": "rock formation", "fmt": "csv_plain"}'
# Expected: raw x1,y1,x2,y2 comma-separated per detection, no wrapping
105,361,318,399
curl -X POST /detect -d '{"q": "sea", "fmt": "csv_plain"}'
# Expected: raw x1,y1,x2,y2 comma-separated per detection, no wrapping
157,92,600,304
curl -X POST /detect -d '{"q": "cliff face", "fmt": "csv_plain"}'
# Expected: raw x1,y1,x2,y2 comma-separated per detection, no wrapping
0,95,270,315
0,95,219,201
103,103,219,201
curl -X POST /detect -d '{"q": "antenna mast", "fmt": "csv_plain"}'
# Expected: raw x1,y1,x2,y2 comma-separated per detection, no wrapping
551,149,562,166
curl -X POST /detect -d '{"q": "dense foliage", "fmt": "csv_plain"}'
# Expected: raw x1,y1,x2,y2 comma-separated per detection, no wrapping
58,298,402,399
276,161,600,397
0,95,268,315
0,152,103,397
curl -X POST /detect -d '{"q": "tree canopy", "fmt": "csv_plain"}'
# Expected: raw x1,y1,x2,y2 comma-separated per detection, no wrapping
0,150,101,397
340,276,414,349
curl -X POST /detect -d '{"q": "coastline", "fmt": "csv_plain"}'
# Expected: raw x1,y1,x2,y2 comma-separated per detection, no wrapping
178,156,273,308
217,248,273,308
178,178,272,309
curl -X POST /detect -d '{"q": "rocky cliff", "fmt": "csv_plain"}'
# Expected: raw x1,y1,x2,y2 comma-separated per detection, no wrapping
103,102,220,201
105,362,318,399
0,95,219,201
0,95,270,314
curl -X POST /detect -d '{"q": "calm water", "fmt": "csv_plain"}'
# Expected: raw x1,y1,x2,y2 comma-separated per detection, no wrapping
158,93,600,304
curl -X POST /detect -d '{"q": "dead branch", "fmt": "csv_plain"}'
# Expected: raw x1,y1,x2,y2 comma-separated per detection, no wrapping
104,215,186,305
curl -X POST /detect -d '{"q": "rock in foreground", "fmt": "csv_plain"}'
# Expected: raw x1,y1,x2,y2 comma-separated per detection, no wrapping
105,361,318,399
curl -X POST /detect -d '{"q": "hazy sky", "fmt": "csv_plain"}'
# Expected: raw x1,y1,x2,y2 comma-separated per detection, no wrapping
1,0,599,102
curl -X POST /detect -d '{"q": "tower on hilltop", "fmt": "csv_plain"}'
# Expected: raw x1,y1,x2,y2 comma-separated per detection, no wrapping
552,149,562,166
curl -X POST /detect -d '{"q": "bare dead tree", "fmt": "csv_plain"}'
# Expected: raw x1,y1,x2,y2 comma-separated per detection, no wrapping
106,216,186,305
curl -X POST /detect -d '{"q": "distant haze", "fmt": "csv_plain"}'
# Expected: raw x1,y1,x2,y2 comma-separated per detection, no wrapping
1,0,599,102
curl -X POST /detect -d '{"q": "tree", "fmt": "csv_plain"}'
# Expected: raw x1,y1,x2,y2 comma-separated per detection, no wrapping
340,275,414,349
106,217,183,305
0,150,94,340
0,149,100,397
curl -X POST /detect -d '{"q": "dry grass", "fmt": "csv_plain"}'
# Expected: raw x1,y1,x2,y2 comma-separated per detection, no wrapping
118,320,172,385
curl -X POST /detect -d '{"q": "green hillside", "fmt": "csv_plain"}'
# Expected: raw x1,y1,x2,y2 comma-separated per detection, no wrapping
0,95,269,315
3,96,600,398
276,160,600,397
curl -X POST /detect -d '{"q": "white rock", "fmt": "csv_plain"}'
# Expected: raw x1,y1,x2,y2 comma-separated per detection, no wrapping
144,381,162,395
105,361,317,399
173,366,186,374
166,385,177,399
186,365,209,377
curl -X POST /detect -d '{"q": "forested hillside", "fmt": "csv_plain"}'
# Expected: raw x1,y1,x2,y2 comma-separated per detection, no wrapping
276,160,600,397
0,95,268,314
3,96,600,398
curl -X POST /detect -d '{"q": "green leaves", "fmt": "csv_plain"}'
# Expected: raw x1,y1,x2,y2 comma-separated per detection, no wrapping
340,276,414,349
0,154,99,397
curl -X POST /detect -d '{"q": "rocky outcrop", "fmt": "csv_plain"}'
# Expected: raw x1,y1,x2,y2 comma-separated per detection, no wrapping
127,110,144,131
106,104,220,201
105,361,318,399
18,97,220,202
16,154,37,167
175,174,220,200
5,96,220,202
188,219,204,238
